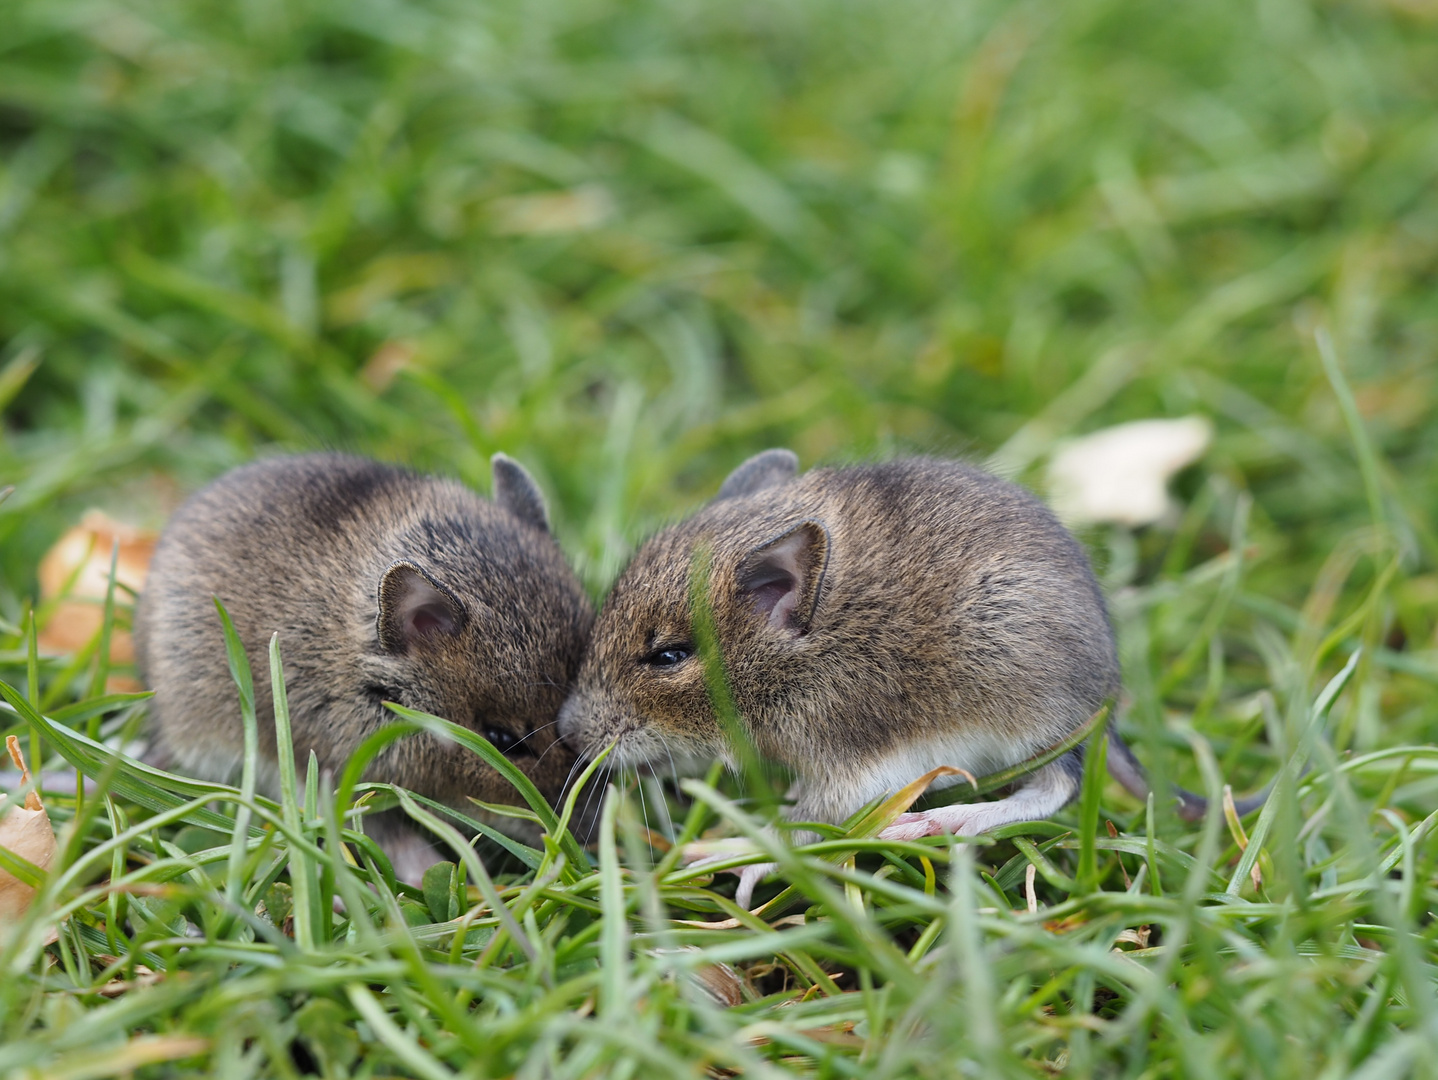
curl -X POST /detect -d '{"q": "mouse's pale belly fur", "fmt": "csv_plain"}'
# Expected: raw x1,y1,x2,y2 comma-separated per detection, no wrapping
825,723,1049,820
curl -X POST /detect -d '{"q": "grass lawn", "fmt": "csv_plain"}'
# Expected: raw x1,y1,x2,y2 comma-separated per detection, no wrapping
3,0,1438,1075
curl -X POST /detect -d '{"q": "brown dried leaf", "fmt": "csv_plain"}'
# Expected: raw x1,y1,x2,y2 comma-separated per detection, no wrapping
1113,925,1152,949
37,510,157,690
361,340,418,393
1,736,58,941
655,947,745,1007
93,970,165,998
1043,913,1090,934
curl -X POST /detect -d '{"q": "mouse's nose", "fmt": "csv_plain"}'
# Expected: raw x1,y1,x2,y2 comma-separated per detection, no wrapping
556,692,588,746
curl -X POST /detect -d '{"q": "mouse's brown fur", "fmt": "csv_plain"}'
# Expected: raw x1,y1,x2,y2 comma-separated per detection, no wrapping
135,453,594,878
561,452,1117,824
561,450,1256,868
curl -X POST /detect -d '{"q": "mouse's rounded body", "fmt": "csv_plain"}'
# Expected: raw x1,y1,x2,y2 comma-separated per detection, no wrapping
135,453,593,874
560,453,1118,828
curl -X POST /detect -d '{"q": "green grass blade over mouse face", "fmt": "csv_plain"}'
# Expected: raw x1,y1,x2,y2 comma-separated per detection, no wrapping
559,449,839,779
557,528,718,771
688,543,789,815
558,451,817,770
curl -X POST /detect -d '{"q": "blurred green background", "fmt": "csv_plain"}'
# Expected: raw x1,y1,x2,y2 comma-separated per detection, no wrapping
4,4,1438,1072
2,0,1436,748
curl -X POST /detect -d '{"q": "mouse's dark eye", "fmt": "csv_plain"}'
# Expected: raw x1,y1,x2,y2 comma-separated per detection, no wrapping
483,727,527,756
643,646,692,667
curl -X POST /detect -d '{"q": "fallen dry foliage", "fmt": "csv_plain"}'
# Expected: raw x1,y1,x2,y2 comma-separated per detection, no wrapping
0,735,58,943
36,510,157,692
1047,416,1213,527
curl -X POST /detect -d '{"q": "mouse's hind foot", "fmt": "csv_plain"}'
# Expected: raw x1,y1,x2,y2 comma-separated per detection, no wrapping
679,837,779,911
880,758,1082,842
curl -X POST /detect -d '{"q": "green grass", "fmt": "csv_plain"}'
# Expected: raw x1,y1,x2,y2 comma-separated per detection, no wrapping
3,0,1438,1074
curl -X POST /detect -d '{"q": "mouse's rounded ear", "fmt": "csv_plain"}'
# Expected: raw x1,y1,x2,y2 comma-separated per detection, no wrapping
377,561,467,652
735,520,829,635
715,448,799,501
491,453,551,533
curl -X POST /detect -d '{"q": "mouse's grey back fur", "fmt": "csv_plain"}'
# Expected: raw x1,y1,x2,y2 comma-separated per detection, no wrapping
134,453,594,847
560,454,1119,825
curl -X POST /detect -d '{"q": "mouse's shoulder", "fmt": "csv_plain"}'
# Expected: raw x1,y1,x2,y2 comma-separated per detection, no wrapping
178,453,414,527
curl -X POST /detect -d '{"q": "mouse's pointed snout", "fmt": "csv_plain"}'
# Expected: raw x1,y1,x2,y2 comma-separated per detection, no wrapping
556,692,584,744
557,689,608,757
558,687,643,769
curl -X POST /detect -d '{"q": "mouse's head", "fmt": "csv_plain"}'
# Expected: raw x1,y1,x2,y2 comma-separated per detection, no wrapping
351,455,595,813
558,449,828,772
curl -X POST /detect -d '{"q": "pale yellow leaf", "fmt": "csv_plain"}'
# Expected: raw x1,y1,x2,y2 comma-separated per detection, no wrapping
1047,416,1213,528
489,185,614,236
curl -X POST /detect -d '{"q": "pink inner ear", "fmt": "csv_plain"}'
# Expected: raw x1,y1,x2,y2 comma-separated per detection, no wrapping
378,562,465,653
745,575,797,630
397,581,461,641
408,605,455,637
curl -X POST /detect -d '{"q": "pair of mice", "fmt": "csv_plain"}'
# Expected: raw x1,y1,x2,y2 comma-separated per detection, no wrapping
137,448,1251,893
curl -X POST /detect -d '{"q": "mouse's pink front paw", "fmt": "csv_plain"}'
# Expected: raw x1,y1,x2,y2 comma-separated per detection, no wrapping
734,861,778,910
680,839,780,910
880,807,975,842
880,812,942,842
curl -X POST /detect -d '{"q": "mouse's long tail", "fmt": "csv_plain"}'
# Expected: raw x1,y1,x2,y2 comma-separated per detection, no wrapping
1103,720,1269,823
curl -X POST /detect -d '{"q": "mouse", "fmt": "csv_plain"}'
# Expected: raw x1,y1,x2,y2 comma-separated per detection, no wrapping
134,452,594,883
558,449,1263,905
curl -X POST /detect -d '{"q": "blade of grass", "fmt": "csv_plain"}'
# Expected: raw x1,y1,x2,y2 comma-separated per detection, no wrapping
213,600,260,927
598,785,630,1020
1076,724,1109,892
345,984,457,1080
268,633,314,951
381,703,590,877
1314,327,1386,534
0,682,260,833
1227,649,1361,895
392,788,540,970
25,606,40,773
